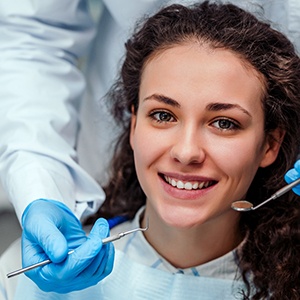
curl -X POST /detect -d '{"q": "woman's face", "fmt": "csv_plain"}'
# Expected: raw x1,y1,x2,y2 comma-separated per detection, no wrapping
130,43,280,229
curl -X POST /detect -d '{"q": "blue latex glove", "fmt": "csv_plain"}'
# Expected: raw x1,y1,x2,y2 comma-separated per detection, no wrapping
284,160,300,195
21,199,114,293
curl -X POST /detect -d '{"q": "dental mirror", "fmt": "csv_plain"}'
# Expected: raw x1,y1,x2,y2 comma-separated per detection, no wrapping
231,177,300,212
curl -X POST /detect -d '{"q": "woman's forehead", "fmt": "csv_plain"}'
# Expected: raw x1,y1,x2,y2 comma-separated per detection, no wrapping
140,43,265,113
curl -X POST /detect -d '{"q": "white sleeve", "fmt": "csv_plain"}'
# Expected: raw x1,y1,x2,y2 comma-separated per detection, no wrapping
0,0,105,221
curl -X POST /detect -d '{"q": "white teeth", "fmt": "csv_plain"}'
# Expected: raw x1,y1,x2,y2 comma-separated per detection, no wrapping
164,176,211,190
177,181,184,189
184,182,193,190
192,182,199,189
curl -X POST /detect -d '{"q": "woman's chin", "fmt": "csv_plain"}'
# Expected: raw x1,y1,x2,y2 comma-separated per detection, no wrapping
158,207,208,229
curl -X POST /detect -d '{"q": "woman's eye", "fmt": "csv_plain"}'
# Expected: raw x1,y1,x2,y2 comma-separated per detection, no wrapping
211,118,239,130
150,111,175,123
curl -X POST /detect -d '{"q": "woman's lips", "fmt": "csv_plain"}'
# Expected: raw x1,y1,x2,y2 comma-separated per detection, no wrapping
158,173,217,200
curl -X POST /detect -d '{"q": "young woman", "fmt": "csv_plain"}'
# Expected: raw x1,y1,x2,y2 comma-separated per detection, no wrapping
93,1,300,298
1,1,300,299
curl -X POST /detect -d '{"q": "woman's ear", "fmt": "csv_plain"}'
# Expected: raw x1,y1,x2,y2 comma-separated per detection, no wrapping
130,105,137,150
260,128,285,168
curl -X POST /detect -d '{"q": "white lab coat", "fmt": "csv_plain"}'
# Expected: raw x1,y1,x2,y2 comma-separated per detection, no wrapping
0,0,299,221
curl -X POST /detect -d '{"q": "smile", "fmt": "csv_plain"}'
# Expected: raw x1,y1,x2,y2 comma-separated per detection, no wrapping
163,175,215,190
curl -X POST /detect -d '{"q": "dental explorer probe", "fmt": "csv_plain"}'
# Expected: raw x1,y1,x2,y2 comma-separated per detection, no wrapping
7,220,149,278
231,177,300,212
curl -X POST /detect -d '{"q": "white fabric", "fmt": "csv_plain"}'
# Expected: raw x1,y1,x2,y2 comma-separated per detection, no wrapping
0,0,299,222
8,251,244,300
111,207,240,278
0,208,245,299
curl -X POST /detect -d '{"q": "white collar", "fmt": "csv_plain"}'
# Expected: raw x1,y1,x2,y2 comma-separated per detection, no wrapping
111,206,240,280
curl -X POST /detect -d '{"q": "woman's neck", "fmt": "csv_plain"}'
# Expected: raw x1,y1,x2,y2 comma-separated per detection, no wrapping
141,207,242,269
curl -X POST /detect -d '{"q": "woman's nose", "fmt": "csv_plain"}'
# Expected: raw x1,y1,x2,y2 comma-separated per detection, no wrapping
170,127,205,165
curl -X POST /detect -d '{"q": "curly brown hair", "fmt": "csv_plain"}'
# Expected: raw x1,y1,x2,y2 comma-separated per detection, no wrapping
87,1,300,298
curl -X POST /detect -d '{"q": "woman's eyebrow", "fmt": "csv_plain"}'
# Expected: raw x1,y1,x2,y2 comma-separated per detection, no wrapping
206,102,252,117
143,96,251,117
143,94,181,108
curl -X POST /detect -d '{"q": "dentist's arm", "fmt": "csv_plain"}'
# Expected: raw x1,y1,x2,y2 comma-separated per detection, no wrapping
0,0,105,222
0,0,109,291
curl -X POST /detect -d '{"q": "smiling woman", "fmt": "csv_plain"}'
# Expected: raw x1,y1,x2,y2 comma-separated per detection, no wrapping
131,45,271,235
95,1,300,298
1,1,300,299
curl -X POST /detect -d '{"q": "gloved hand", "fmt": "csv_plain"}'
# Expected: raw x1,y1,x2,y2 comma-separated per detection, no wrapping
22,199,114,293
284,159,300,195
